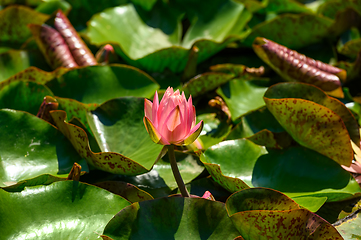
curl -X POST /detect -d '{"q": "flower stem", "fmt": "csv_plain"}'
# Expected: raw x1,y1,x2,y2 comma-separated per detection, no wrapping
167,145,190,197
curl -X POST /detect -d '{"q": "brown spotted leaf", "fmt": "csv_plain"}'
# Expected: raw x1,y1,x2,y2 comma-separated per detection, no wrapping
246,129,293,149
253,37,346,92
54,10,97,66
50,110,158,175
226,188,300,216
0,5,49,48
94,181,153,203
230,209,343,240
265,82,360,147
0,66,70,85
182,72,235,97
29,24,78,69
263,97,353,166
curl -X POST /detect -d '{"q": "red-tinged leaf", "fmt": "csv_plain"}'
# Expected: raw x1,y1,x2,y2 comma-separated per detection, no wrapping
49,110,154,175
265,82,360,147
246,129,293,149
54,10,97,66
37,96,59,124
230,209,343,240
28,24,78,69
253,37,345,92
226,188,300,216
66,162,83,181
264,97,353,166
94,181,153,203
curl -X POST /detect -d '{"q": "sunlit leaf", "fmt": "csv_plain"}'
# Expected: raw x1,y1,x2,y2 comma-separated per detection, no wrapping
102,197,240,239
0,181,130,239
0,109,84,187
264,96,353,166
217,79,268,121
46,65,159,104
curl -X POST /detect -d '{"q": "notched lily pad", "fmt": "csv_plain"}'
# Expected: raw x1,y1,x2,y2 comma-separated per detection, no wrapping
0,181,130,240
230,209,343,240
201,139,267,190
0,109,84,187
264,82,360,147
102,197,240,239
50,109,161,175
264,97,353,166
226,188,300,216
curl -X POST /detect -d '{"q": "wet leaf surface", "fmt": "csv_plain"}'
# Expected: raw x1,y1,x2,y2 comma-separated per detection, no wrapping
0,109,84,187
0,181,130,239
264,96,353,166
102,197,240,239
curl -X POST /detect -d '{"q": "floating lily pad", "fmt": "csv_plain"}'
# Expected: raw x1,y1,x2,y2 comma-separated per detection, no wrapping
102,197,240,239
0,181,130,239
217,79,268,121
230,208,342,239
264,96,353,166
0,5,49,48
243,13,334,49
50,97,163,175
252,146,352,192
46,64,159,104
264,82,360,147
201,139,267,189
0,109,84,187
86,2,249,72
0,50,50,82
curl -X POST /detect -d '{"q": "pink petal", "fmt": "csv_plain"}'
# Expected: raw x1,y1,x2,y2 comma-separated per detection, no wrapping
144,99,153,120
161,106,188,144
152,91,159,127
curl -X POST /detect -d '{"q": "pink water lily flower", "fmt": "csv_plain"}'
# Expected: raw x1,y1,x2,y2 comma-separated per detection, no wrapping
144,87,203,146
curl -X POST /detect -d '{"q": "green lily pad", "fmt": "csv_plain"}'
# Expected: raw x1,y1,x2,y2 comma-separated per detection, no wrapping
201,139,267,189
259,0,313,14
154,152,204,189
197,113,232,149
264,96,353,166
226,188,300,215
1,174,66,192
183,72,235,98
0,181,130,239
46,64,159,104
338,38,361,59
243,13,334,49
102,197,240,239
217,79,268,121
0,109,84,187
94,181,154,203
0,49,50,82
264,82,360,147
0,5,49,48
2,66,70,85
86,2,249,72
252,146,352,192
0,80,54,115
50,97,163,175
